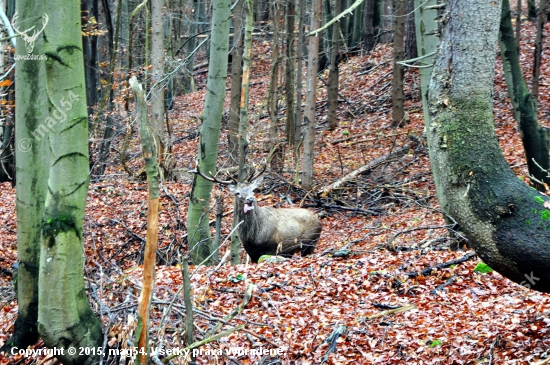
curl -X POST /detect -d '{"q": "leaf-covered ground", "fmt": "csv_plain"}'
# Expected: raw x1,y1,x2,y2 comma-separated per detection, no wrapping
2,15,550,365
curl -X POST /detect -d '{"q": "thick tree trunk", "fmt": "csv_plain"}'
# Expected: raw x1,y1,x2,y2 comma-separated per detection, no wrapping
379,0,393,43
500,0,549,189
428,0,550,293
39,0,103,362
1,0,47,353
302,0,322,189
391,0,405,127
187,0,231,265
363,0,376,51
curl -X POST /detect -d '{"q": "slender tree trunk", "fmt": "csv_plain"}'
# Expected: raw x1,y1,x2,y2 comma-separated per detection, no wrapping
380,0,393,43
151,0,166,163
428,0,550,293
228,0,244,166
285,0,296,144
295,0,306,146
0,0,47,353
39,0,103,362
350,0,364,49
532,0,546,101
327,0,341,130
516,0,522,52
391,0,405,127
414,0,438,126
302,0,322,189
187,0,231,265
529,0,537,18
405,0,417,58
267,0,283,173
500,0,549,189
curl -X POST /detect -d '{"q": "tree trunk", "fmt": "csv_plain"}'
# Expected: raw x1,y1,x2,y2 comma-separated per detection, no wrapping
327,0,341,130
363,0,376,51
500,0,549,189
267,0,283,173
1,0,47,353
379,0,393,43
532,0,546,101
414,0,438,126
151,0,166,162
405,0,417,58
391,0,405,127
187,0,231,265
39,0,103,362
285,0,296,144
302,0,322,189
528,0,537,19
228,0,244,166
427,0,550,293
294,0,306,146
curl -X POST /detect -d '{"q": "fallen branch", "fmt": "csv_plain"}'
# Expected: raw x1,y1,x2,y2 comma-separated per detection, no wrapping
365,303,416,320
321,141,415,196
319,324,348,364
406,252,477,278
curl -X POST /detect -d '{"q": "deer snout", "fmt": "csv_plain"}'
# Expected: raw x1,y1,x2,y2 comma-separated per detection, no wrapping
246,197,255,204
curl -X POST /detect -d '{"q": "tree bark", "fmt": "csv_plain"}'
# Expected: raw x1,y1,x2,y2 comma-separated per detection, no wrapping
228,0,244,166
285,0,296,144
1,0,47,353
532,0,546,101
500,0,549,189
39,0,103,362
151,0,166,162
302,0,322,189
428,0,550,293
327,0,341,130
187,0,231,265
391,0,405,127
363,0,376,51
414,0,438,127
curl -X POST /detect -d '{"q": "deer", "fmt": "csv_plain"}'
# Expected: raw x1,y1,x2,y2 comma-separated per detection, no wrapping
194,163,322,263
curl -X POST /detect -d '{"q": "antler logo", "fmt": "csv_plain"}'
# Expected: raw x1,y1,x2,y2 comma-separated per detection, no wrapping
11,12,49,54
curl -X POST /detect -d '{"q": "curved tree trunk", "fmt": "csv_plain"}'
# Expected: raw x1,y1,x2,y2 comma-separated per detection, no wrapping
427,0,550,293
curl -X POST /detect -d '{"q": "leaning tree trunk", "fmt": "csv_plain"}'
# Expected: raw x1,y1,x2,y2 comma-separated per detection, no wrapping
38,0,103,362
0,0,47,353
428,0,550,293
187,0,231,265
500,0,549,190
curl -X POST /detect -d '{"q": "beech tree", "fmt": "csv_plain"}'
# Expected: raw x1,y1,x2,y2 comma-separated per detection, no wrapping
187,0,231,265
427,0,550,293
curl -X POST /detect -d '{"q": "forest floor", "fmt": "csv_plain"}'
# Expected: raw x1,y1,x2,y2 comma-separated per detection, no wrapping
2,17,550,365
